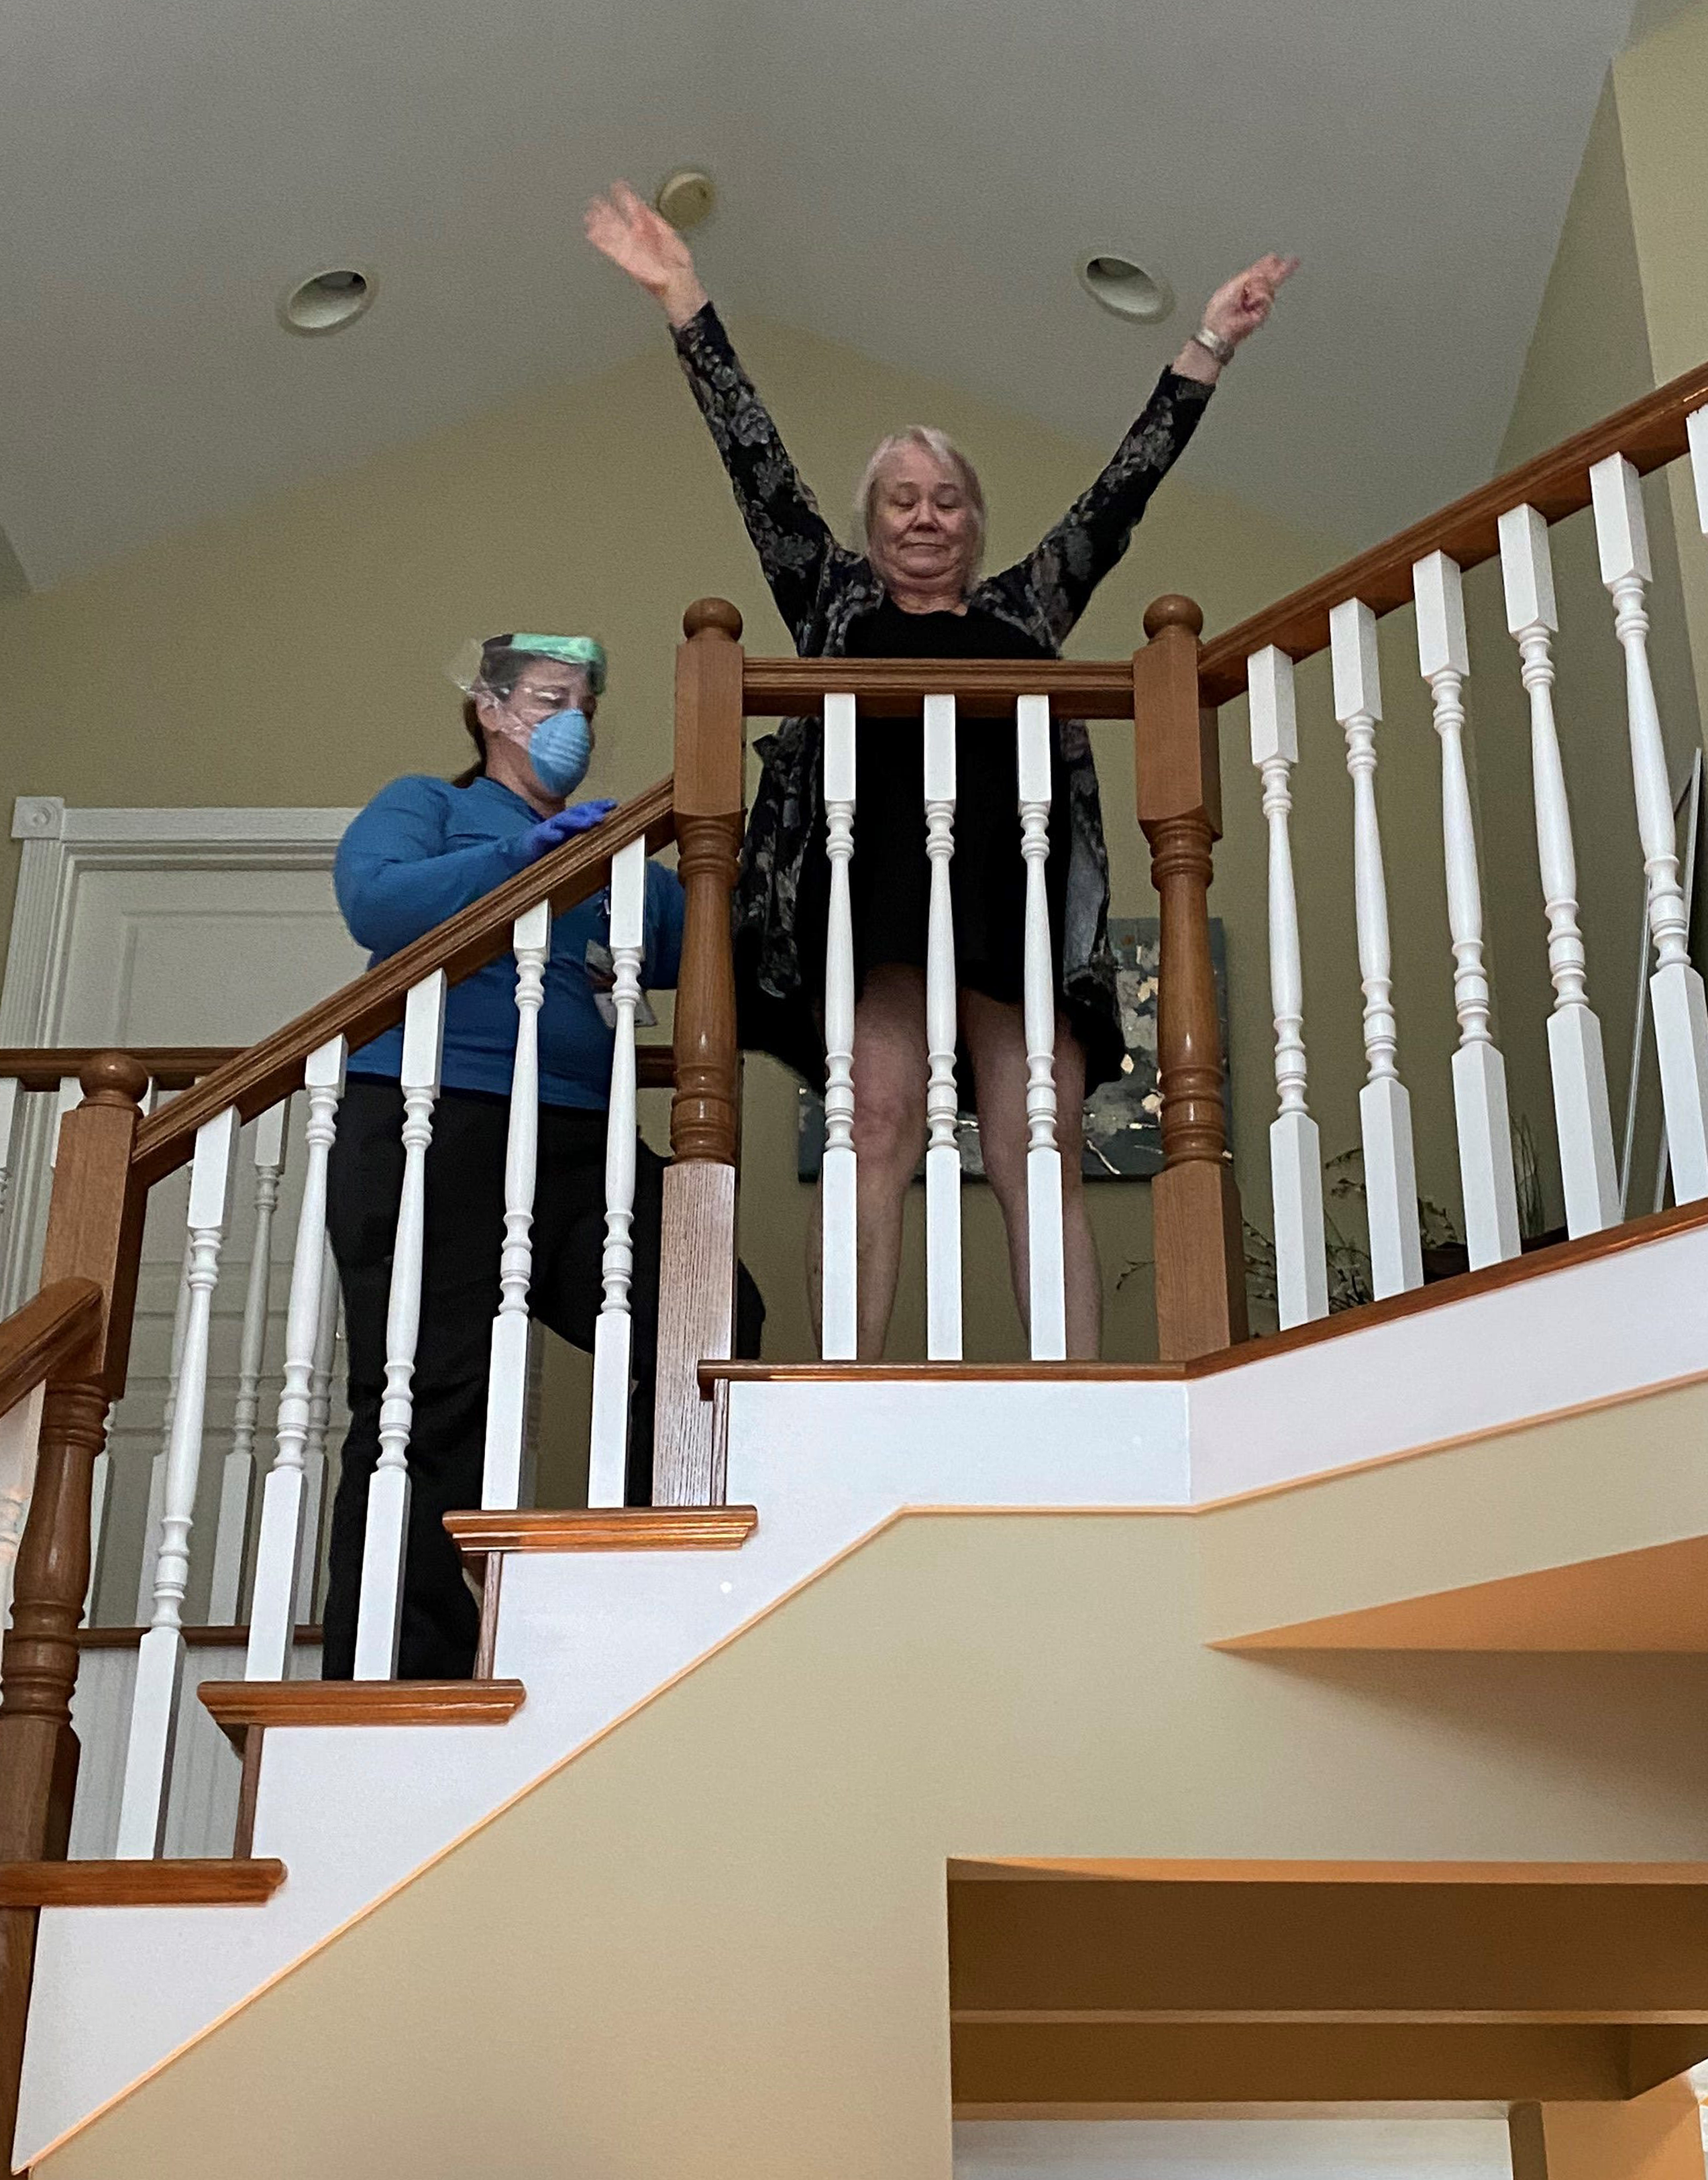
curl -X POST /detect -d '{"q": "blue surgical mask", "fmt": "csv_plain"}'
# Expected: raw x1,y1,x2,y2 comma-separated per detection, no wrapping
528,708,592,798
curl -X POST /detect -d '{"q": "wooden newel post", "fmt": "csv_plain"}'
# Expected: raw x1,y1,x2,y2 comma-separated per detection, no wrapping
1134,596,1249,1360
0,1051,148,2152
651,599,746,1505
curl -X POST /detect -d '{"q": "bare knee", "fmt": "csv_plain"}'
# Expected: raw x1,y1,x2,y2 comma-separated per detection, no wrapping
853,1072,925,1182
849,971,928,1185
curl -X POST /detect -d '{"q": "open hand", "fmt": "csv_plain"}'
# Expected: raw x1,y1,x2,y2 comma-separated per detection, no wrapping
1202,253,1299,349
585,182,708,327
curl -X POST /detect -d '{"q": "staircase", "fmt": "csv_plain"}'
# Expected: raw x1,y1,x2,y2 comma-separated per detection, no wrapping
3,358,1708,2177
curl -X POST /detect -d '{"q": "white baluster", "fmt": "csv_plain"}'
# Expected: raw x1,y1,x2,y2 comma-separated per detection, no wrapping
1414,551,1522,1267
0,1382,43,1628
137,1230,193,1625
1656,755,1707,1217
1498,504,1620,1236
297,1239,339,1623
1249,647,1329,1325
1591,453,1708,1202
116,1106,238,1857
1688,406,1708,535
354,975,445,1680
1016,695,1067,1358
588,845,648,1505
207,1100,288,1623
247,1042,345,1680
923,692,963,1360
1330,600,1422,1297
482,903,551,1511
0,1078,20,1238
820,693,859,1362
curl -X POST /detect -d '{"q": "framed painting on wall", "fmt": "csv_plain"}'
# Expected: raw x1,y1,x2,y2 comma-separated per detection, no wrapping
795,916,1230,1181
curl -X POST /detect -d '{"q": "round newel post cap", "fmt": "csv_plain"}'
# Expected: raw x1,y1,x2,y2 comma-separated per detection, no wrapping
79,1050,150,1107
1143,594,1204,641
683,598,743,642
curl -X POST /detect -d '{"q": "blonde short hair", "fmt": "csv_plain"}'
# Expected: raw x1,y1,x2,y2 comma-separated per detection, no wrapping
853,427,988,575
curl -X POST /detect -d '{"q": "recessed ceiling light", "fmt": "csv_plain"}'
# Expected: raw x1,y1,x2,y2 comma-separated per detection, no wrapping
1077,251,1174,325
280,267,375,336
655,170,716,231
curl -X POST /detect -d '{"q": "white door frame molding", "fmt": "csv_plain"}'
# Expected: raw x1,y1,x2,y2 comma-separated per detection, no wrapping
2,797,359,1048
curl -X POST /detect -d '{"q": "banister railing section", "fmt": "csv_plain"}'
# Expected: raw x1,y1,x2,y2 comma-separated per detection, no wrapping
1,357,1707,2149
1206,354,1708,1325
1195,351,1708,704
129,779,679,1184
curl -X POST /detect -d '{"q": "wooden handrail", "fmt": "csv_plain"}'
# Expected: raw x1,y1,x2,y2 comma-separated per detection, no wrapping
0,1048,237,1092
0,1280,102,1421
0,1043,674,1099
129,779,678,1187
741,656,1138,718
1197,352,1708,706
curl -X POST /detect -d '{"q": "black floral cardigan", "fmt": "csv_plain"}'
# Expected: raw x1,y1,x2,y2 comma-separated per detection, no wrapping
673,302,1214,1091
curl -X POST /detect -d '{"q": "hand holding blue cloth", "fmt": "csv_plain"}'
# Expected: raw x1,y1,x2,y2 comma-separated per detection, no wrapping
521,798,617,862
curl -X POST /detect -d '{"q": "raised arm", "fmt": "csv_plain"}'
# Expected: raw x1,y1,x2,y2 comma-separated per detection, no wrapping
998,254,1299,648
586,182,845,644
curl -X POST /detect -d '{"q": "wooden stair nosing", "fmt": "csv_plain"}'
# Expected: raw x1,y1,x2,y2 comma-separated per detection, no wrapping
0,1857,286,1908
198,1678,526,1750
443,1505,759,1562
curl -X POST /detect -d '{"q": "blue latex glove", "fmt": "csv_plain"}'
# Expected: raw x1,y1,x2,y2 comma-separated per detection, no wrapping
519,798,617,864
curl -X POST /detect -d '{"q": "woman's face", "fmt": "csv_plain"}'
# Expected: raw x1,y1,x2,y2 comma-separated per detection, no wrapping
866,445,977,596
475,657,597,802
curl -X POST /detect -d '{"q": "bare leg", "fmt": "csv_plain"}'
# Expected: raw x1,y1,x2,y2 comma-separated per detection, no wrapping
959,993,1100,1358
806,965,928,1360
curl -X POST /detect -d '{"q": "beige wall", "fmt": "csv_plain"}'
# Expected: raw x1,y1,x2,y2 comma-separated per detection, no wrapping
1617,0,1708,708
38,1472,1708,2178
1199,1372,1708,1644
0,312,1348,1415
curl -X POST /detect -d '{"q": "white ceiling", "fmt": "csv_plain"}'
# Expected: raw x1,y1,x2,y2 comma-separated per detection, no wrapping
0,0,1650,590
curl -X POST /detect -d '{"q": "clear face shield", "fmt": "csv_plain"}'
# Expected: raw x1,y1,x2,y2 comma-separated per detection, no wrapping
448,633,608,798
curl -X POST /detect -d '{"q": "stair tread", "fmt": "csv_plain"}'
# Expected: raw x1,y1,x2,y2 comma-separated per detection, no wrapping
0,1857,285,1907
198,1677,525,1749
444,1506,758,1560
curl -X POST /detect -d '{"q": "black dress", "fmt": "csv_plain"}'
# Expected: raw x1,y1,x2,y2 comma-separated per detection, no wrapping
814,597,1071,1011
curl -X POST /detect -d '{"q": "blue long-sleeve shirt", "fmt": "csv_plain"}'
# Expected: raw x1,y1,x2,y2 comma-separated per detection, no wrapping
336,773,685,1109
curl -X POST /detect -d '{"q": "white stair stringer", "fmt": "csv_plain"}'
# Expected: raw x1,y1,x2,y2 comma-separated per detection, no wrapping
19,1213,1708,2165
15,1379,1189,2168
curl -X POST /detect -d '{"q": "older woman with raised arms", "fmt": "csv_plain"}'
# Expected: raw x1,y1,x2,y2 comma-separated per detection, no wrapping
588,182,1295,1359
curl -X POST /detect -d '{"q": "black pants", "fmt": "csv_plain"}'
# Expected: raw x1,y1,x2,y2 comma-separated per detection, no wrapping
321,1080,763,1680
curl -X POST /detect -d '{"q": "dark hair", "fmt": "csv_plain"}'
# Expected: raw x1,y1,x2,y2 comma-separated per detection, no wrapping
451,641,531,788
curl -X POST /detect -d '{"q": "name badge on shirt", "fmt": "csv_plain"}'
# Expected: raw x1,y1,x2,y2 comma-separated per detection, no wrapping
584,939,659,1030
